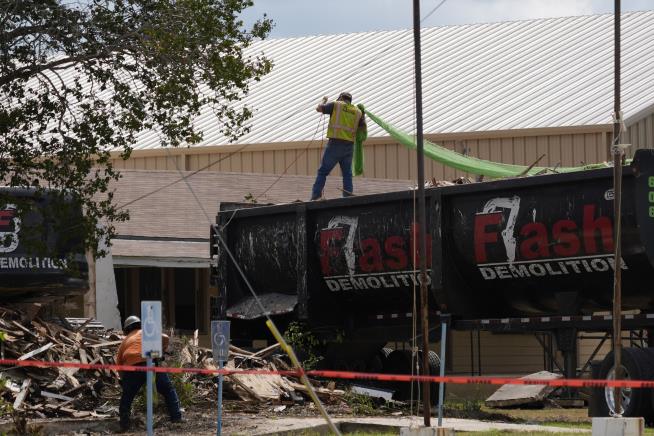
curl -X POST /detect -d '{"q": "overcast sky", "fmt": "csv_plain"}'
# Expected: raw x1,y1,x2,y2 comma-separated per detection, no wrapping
241,0,653,38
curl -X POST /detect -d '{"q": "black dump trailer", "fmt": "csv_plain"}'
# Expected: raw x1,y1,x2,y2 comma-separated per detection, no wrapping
0,188,88,301
211,149,654,415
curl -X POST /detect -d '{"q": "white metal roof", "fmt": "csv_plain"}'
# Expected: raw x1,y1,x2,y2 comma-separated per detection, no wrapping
131,11,654,149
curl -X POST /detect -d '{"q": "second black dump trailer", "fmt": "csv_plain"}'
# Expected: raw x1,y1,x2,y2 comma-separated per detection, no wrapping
211,149,654,417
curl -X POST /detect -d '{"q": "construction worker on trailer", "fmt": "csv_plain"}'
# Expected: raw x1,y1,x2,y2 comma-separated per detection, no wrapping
116,315,183,432
311,91,367,200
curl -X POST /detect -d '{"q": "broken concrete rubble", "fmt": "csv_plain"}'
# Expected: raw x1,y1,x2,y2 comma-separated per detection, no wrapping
485,370,563,408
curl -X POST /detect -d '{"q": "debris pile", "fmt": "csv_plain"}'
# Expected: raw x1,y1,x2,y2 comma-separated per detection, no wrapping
0,304,122,418
176,339,345,405
0,304,345,422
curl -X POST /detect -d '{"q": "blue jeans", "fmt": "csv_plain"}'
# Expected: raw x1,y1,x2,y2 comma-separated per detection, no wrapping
119,368,182,428
311,139,354,200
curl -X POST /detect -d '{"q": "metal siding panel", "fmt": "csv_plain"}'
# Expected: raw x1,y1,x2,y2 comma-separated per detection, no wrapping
296,149,307,175
500,138,514,165
571,134,586,166
397,143,411,180
200,154,211,172
536,136,548,166
489,138,502,164
478,139,490,160
374,144,386,178
561,134,574,166
185,154,196,171
252,151,264,173
630,122,640,150
232,151,243,173
647,114,654,148
512,137,525,165
524,136,538,167
134,158,147,170
261,150,273,173
442,141,455,181
274,150,285,174
584,133,598,164
549,135,562,168
243,151,254,173
158,156,167,169
386,144,399,180
475,332,545,375
283,149,295,175
307,148,320,174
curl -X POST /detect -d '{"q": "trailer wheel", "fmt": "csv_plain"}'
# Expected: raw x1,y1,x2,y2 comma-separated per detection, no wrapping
384,350,415,401
642,347,654,424
367,348,392,373
598,348,652,418
421,350,445,404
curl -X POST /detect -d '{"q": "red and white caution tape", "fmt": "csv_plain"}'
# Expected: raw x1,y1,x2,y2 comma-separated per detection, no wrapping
0,358,649,388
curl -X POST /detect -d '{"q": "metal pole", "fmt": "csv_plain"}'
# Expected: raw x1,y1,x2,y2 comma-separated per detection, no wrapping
412,0,431,426
217,360,224,435
146,356,154,436
611,0,624,417
437,318,448,427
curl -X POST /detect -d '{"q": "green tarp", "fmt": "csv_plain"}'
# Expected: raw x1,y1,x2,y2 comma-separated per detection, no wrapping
353,105,614,178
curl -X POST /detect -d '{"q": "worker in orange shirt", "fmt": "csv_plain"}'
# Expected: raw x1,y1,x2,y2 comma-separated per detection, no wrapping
116,315,183,432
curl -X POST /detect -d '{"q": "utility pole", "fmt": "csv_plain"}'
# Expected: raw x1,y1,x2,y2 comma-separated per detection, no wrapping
611,0,624,417
412,0,431,426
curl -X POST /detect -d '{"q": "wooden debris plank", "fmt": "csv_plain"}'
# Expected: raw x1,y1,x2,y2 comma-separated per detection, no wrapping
44,404,91,418
12,378,32,410
79,348,88,364
229,344,254,356
289,381,345,398
17,342,53,361
11,320,38,338
40,390,74,402
251,343,281,359
73,317,93,332
87,340,122,348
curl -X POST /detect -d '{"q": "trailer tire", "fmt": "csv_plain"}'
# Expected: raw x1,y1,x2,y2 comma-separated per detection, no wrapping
384,350,414,401
597,348,652,418
642,348,654,424
421,350,445,404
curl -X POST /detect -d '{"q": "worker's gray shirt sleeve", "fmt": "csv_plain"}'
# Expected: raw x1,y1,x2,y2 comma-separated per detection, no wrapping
319,103,334,114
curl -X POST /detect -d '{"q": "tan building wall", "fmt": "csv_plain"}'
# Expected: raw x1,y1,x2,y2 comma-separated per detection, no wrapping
626,111,654,156
111,128,613,180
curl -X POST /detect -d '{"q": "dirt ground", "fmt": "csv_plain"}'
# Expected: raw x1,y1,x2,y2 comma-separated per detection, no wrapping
0,399,606,435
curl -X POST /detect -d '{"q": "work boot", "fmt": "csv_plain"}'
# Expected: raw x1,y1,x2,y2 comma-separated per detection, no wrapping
119,416,130,432
171,416,185,424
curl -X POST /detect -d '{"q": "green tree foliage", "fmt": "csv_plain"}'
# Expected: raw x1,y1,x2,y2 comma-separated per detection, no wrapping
0,0,272,254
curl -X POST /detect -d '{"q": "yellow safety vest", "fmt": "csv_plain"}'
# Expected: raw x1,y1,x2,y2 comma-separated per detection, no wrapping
327,101,362,142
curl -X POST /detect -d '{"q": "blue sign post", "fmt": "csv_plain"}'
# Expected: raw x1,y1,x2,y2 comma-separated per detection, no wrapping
141,301,162,436
211,320,230,436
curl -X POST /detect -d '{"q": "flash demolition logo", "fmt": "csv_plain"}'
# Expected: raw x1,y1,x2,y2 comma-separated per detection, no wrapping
474,196,627,280
0,205,68,270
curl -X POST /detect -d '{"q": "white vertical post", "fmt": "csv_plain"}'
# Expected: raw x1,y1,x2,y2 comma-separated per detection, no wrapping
438,318,448,427
146,356,154,436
